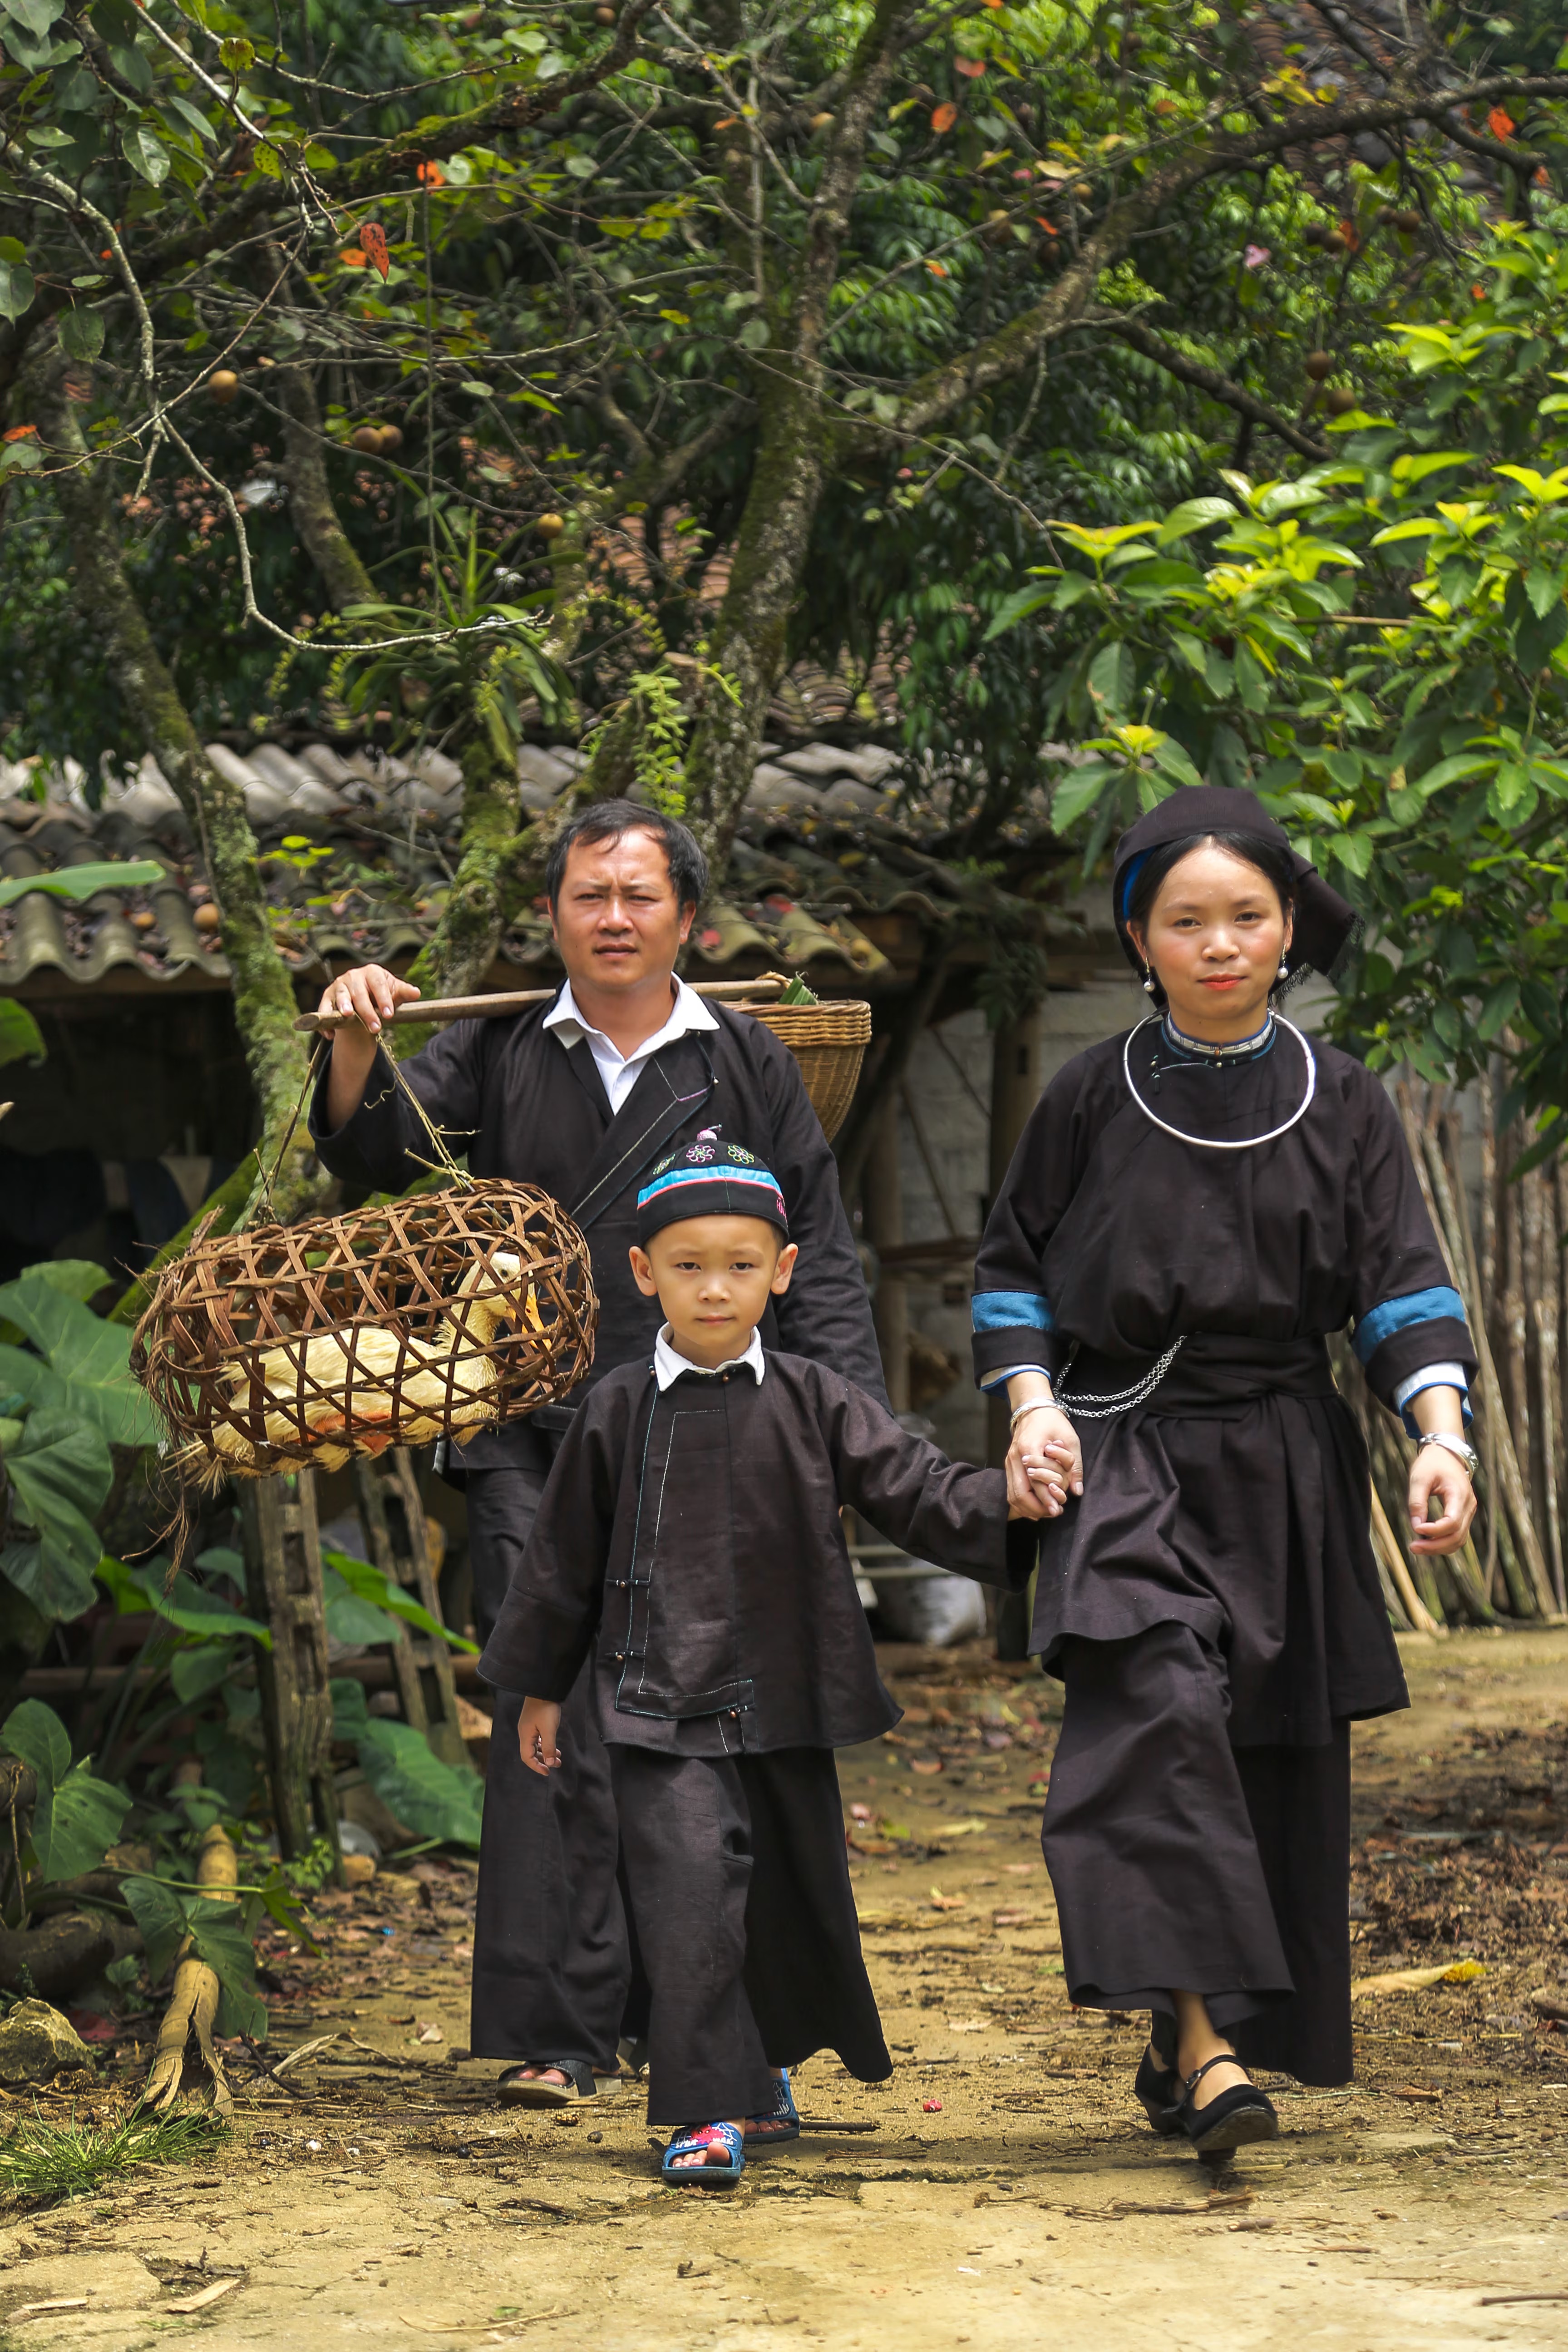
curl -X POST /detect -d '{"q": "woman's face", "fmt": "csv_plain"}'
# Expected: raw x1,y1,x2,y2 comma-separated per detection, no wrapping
1128,840,1293,1039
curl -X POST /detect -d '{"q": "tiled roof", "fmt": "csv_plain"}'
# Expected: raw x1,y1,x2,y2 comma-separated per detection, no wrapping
0,732,1069,1002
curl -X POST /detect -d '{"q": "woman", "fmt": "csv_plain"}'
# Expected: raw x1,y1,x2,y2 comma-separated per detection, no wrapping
976,787,1478,2155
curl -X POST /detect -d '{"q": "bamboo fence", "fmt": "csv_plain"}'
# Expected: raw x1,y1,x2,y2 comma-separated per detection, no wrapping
1336,1073,1568,1634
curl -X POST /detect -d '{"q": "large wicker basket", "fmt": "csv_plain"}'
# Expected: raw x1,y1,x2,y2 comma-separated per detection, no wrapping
131,1180,596,1484
747,999,872,1141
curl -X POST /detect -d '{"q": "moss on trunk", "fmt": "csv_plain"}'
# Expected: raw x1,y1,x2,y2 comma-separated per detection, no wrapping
37,365,323,1222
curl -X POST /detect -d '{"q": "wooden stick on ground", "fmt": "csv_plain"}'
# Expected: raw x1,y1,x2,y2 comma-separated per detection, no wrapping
144,1770,237,2117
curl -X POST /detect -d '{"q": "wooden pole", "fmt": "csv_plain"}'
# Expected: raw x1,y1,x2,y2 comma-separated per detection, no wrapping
352,1452,470,1771
863,1099,909,1415
295,974,786,1035
239,1473,345,1871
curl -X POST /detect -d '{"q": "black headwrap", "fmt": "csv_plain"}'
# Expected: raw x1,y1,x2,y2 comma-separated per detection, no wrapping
1109,786,1358,985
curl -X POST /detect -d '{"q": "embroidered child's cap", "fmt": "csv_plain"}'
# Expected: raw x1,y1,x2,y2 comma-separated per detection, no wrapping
636,1140,789,1245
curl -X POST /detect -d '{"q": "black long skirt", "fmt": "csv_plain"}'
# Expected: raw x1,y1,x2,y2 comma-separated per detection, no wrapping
1042,1621,1352,2085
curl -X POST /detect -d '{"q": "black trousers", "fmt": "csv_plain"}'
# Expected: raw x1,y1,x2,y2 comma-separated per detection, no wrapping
610,1744,892,2127
468,1467,649,2070
1041,1621,1353,2086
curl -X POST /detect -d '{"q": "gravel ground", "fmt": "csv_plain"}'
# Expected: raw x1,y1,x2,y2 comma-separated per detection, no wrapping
1,1627,1565,2349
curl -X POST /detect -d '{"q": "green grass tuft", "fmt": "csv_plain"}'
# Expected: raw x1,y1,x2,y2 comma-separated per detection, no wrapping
0,2107,225,2205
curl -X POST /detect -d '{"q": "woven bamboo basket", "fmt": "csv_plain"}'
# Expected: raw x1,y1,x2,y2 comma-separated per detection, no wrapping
747,999,872,1141
131,1180,596,1485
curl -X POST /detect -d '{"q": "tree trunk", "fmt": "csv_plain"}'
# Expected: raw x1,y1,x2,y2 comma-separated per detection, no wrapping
35,356,322,1220
276,364,375,613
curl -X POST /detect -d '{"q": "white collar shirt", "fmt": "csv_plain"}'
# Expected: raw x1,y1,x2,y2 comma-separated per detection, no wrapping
542,977,720,1116
653,1323,767,1390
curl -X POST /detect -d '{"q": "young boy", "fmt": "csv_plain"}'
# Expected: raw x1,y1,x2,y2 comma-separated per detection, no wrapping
478,1139,1047,2184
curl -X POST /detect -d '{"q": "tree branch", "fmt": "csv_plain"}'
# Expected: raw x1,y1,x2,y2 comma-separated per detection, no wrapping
1102,319,1331,460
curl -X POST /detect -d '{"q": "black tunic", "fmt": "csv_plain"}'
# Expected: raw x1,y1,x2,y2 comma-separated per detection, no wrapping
479,1351,1037,1752
972,1023,1478,1744
309,996,888,1469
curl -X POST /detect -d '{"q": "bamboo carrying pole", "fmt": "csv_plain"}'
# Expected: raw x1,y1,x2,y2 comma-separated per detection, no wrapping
294,974,786,1035
144,1773,238,2116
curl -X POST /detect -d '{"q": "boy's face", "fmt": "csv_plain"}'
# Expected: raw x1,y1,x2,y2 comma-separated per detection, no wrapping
629,1216,798,1369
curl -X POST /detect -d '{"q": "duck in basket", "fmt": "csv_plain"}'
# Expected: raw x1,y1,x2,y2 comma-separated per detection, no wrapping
185,1251,542,1485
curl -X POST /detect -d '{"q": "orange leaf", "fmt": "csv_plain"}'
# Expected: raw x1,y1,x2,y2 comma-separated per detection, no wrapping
927,259,948,277
340,248,368,268
714,115,738,129
954,54,986,76
931,100,957,132
3,424,37,442
1035,216,1059,236
1488,105,1515,139
415,160,445,187
359,222,390,282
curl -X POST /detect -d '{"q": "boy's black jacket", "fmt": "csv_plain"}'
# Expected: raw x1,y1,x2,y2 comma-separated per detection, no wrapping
478,1352,1038,1753
309,1000,887,1472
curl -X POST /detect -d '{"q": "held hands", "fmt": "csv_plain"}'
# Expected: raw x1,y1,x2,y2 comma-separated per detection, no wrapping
1006,1403,1084,1522
518,1696,563,1778
1407,1445,1477,1555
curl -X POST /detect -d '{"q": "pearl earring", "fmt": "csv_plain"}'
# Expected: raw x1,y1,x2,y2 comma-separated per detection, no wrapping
1277,959,1290,983
1142,965,1158,996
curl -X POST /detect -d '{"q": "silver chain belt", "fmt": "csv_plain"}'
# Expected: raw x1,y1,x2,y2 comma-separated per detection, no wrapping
1055,1339,1185,1420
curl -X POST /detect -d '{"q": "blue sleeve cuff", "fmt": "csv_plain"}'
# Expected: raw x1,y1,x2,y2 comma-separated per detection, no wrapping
1353,1287,1467,1364
971,1290,1054,1335
1394,1361,1472,1438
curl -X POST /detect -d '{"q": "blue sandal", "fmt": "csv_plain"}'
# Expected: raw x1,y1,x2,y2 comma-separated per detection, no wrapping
745,2068,799,2146
661,2121,745,2188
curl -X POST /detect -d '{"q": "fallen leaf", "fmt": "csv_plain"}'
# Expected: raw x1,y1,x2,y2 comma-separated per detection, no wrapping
930,1889,966,1912
992,1910,1034,1928
1351,1959,1485,1997
415,2021,444,2044
911,1758,944,1775
166,2279,240,2313
922,2097,942,2112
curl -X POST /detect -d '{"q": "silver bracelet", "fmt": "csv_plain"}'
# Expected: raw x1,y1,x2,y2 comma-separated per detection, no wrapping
1415,1429,1479,1479
1009,1395,1056,1431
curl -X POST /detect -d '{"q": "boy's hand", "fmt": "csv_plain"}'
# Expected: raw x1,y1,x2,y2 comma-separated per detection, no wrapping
518,1697,562,1777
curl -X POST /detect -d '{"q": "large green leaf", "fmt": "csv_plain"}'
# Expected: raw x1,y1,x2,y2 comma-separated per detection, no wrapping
96,1554,271,1647
321,1564,402,1649
0,1275,155,1443
119,1878,267,2036
357,1719,483,1848
0,861,164,911
322,1548,478,1655
0,1002,44,1068
0,1698,128,1880
2,1409,112,1618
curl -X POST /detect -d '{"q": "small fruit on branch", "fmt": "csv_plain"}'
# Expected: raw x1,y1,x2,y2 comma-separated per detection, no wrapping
208,369,240,404
1304,349,1334,380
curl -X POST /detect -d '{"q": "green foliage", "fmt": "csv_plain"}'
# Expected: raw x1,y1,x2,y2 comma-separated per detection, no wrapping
96,1556,271,1651
120,1874,268,2038
321,1548,478,1656
0,1002,44,1068
331,1677,483,1848
0,2109,225,2208
0,864,163,911
983,212,1568,1133
0,1699,130,1882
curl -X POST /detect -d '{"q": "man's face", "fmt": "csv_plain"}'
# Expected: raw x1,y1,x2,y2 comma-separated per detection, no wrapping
549,828,693,996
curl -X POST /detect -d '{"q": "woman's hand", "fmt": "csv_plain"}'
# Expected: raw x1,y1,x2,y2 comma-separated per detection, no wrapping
1408,1444,1476,1555
518,1696,562,1777
1004,1379,1083,1522
1405,1386,1477,1555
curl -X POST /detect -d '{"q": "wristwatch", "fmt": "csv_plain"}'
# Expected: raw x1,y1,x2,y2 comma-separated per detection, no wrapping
1415,1430,1479,1479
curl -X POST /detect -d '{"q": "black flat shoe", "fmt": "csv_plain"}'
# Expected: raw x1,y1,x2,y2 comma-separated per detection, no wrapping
1177,2053,1280,2155
1135,2045,1185,2137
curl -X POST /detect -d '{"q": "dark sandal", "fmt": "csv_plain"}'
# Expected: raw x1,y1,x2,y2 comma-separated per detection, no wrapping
1177,2052,1279,2155
497,2058,606,2109
1135,2012,1183,2138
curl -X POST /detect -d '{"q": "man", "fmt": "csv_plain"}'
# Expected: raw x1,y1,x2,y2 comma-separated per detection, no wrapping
310,800,887,2105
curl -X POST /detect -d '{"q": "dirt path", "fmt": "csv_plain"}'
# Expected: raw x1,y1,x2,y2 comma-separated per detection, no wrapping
3,1629,1567,2350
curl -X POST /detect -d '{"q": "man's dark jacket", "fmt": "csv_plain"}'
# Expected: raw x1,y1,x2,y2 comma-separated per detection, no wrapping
478,1351,1036,1752
308,995,887,1469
